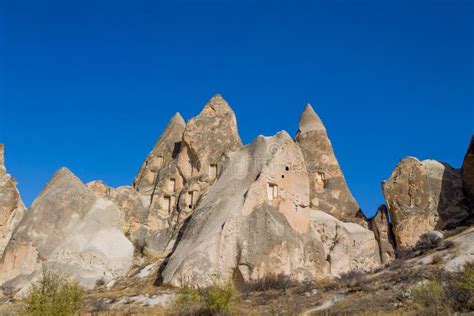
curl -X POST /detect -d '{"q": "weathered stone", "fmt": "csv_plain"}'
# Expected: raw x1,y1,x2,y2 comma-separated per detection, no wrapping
368,205,395,263
87,180,148,250
133,113,186,200
295,104,364,225
160,132,380,288
133,94,243,258
0,145,26,257
309,210,381,275
462,136,474,210
0,168,134,291
383,157,470,250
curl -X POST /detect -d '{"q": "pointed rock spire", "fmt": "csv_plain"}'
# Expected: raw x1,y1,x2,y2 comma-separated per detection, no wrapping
297,103,326,135
133,113,186,195
200,93,234,116
295,103,363,225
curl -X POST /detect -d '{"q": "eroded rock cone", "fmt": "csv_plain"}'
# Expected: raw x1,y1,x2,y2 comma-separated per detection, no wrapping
0,168,134,292
0,145,26,257
383,157,470,250
132,94,243,258
160,131,380,288
295,104,364,225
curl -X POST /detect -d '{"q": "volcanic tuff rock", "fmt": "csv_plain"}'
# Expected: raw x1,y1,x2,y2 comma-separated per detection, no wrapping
0,145,26,257
368,205,395,263
132,94,243,258
462,136,474,210
0,168,134,291
383,157,470,250
295,104,364,225
87,180,148,249
160,130,380,288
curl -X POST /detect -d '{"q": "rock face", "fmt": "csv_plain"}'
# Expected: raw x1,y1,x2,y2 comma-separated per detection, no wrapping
383,157,470,250
368,205,395,263
462,136,474,210
0,168,134,291
295,105,364,225
160,131,380,288
0,145,26,257
87,180,148,250
132,94,243,258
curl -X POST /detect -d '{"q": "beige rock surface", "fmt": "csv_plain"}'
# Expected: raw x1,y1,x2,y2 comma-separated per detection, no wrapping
295,105,364,225
132,94,243,258
0,168,134,291
368,205,395,263
87,180,148,249
0,145,26,257
160,132,380,288
383,157,470,250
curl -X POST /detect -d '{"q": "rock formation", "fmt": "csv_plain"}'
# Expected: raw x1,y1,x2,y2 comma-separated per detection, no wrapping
0,168,134,291
462,136,474,210
383,157,470,249
0,145,26,257
87,180,148,250
295,105,364,225
368,205,395,263
132,94,242,258
160,130,380,288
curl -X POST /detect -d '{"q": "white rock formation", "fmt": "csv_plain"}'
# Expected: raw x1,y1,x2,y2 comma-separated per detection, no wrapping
0,168,134,291
160,131,380,288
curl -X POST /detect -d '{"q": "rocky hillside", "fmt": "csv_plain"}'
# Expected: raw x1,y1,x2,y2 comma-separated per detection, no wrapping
0,95,472,315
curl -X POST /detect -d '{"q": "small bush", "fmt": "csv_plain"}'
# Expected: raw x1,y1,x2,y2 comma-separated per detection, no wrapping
240,274,297,293
413,280,443,308
206,282,237,313
174,286,204,315
337,270,366,289
23,267,84,316
459,263,474,292
431,254,444,265
174,281,237,315
396,232,443,260
415,232,443,252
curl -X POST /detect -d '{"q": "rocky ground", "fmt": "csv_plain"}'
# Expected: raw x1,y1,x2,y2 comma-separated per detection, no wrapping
0,226,472,315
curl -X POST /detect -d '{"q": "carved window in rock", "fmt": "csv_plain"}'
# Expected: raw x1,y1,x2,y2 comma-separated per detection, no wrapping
168,178,176,192
209,164,218,180
163,195,172,212
315,172,326,189
267,183,279,201
187,191,196,209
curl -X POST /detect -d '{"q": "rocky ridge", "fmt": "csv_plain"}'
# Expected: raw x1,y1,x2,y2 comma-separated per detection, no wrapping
0,94,472,302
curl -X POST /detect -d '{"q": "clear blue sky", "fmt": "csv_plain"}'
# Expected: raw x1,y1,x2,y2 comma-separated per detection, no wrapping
1,0,473,217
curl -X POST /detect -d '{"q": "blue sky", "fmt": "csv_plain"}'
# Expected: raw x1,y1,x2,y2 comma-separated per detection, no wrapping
1,0,473,217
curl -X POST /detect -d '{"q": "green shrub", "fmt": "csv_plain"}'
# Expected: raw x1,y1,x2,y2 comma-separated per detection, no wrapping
206,282,236,313
174,286,204,314
23,267,84,316
173,281,237,315
459,263,474,292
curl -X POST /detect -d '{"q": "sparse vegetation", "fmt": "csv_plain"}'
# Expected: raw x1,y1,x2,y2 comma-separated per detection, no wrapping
174,281,237,315
23,267,84,316
240,273,297,293
396,232,445,259
411,263,474,314
337,270,367,290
